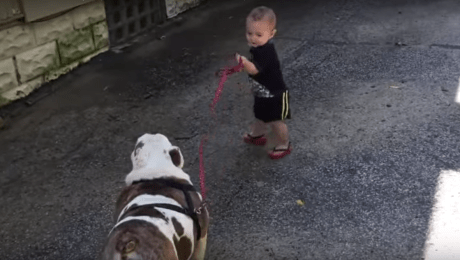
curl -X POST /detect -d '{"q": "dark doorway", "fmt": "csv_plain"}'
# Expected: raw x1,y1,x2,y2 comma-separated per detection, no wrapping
104,0,166,46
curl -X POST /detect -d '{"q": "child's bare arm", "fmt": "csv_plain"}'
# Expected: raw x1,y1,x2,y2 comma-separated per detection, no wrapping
236,53,259,75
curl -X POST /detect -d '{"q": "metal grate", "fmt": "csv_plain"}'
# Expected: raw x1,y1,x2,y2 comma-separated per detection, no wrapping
104,0,166,46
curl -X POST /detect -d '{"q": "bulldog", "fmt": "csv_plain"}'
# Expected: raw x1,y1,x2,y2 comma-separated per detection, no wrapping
100,133,209,260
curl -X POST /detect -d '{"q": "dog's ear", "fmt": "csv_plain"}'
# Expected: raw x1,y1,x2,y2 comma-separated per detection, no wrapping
169,146,184,168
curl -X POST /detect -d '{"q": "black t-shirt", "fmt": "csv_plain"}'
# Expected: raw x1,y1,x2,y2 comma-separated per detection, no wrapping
249,39,287,96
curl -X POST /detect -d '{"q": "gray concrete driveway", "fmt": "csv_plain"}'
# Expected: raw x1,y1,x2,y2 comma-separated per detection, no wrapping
1,0,460,259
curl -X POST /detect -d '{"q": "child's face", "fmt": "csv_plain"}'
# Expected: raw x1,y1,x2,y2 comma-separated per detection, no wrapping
246,19,275,47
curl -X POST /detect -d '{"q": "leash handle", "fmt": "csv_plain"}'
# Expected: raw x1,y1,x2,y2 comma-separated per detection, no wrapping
210,58,244,116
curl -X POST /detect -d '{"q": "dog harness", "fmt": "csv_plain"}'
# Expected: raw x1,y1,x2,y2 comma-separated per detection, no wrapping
121,178,202,240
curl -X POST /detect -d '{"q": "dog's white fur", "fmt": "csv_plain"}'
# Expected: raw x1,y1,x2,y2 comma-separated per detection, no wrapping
116,194,182,222
125,133,191,185
101,133,208,260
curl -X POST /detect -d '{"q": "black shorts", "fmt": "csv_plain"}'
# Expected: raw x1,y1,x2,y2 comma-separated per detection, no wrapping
254,90,291,123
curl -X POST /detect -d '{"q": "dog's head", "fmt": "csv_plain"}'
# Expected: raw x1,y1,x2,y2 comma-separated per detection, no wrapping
131,133,184,170
125,133,189,185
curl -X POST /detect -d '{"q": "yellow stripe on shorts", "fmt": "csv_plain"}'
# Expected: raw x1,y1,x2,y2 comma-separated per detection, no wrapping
285,91,289,119
281,91,289,120
281,92,286,120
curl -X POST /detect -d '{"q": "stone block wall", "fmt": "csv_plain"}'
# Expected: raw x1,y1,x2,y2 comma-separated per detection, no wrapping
0,0,109,107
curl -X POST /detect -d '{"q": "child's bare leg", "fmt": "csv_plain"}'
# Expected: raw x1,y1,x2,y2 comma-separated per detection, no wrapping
243,119,268,145
269,120,289,149
250,119,268,137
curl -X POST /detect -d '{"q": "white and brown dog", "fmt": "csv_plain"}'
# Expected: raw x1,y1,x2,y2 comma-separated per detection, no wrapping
100,133,209,260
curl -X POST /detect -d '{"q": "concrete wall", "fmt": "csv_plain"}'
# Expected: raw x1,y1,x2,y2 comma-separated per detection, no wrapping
0,0,206,107
0,0,109,107
21,0,98,22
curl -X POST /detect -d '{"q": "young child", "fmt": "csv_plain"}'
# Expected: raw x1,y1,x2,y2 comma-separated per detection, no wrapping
236,6,292,160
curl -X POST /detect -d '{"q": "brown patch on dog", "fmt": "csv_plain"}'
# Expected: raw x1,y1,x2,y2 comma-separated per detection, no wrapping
115,178,197,219
118,203,168,223
100,220,177,260
169,148,182,167
172,217,184,236
134,141,144,156
113,178,210,251
172,217,193,260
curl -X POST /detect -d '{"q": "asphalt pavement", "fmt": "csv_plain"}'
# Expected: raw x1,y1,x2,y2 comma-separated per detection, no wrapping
1,0,460,259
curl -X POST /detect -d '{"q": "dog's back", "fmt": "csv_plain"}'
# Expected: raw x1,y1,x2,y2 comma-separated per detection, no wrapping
99,134,209,260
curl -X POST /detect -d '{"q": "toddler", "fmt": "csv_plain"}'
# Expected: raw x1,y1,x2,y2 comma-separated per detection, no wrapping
236,6,292,160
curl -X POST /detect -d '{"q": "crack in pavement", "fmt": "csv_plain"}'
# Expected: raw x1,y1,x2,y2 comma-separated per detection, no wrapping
430,44,460,50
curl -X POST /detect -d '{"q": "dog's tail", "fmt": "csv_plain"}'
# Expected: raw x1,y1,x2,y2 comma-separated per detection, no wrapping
99,222,178,260
99,235,140,260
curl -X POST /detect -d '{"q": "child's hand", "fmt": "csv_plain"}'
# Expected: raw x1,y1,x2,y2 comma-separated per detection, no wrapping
235,53,246,63
235,53,241,62
235,53,246,72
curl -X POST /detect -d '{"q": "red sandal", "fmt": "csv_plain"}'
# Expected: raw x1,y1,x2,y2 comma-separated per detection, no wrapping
268,143,292,160
243,133,267,146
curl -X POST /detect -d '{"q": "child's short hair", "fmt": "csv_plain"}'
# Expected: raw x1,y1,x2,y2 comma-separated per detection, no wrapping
247,6,276,29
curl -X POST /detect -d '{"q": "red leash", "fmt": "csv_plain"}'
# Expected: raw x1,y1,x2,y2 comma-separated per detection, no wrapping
210,58,244,117
198,135,208,201
198,58,244,201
